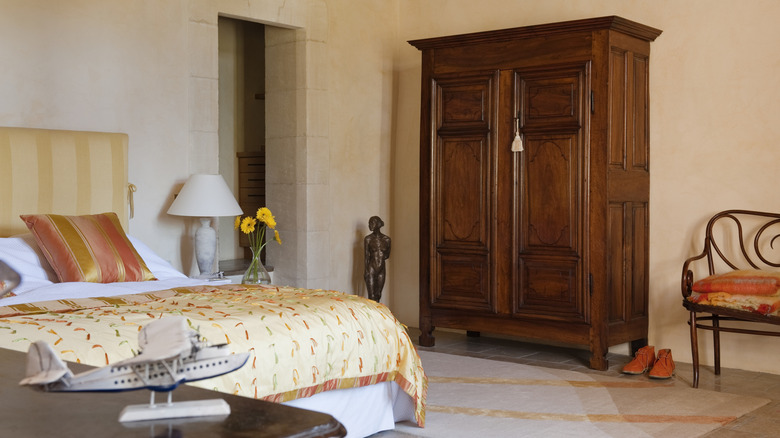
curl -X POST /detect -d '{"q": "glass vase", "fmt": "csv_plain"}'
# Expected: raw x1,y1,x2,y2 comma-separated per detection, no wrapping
242,248,271,285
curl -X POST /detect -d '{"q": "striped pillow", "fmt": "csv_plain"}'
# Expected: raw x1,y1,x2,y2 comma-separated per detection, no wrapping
692,269,780,296
19,213,156,283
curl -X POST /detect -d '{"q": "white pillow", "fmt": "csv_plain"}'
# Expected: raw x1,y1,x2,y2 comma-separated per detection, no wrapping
0,234,57,293
0,234,185,295
127,236,186,280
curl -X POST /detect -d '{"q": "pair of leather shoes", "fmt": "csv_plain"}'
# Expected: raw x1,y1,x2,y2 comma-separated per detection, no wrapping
621,346,675,379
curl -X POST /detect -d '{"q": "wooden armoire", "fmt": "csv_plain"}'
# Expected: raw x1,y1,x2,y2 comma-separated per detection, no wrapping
410,16,661,370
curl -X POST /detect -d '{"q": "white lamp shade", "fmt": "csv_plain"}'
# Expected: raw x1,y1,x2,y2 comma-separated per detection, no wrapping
167,174,243,217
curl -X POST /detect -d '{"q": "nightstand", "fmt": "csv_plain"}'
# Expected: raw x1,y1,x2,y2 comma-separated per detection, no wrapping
200,277,232,285
189,274,231,285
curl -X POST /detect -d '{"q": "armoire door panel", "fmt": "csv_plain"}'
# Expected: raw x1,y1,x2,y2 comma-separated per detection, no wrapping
435,73,495,132
517,65,586,130
433,253,493,311
608,47,628,168
436,136,489,247
607,202,649,323
629,203,649,318
607,203,627,323
608,48,650,171
631,55,649,170
439,87,488,128
514,258,584,321
520,133,580,254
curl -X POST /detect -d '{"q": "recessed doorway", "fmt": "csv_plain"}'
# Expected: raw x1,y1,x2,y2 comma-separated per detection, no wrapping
217,17,266,266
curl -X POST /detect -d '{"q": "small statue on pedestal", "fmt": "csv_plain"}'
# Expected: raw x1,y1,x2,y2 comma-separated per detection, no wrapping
364,216,391,302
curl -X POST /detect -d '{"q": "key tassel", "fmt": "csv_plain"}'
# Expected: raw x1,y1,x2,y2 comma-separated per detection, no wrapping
511,117,524,152
511,133,523,152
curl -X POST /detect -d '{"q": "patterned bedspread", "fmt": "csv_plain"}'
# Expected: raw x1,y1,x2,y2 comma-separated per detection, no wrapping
0,284,427,426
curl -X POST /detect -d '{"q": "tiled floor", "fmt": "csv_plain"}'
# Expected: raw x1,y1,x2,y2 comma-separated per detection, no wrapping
406,328,780,437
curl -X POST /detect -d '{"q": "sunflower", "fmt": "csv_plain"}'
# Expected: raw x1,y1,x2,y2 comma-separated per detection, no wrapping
240,216,257,234
256,207,276,229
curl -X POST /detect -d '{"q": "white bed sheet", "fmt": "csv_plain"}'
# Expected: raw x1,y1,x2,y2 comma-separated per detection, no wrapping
0,276,223,306
285,381,416,438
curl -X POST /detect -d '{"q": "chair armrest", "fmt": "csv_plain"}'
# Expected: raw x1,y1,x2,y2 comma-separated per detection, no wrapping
681,251,708,298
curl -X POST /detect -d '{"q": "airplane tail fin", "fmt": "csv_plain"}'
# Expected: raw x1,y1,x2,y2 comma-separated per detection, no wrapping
19,341,72,386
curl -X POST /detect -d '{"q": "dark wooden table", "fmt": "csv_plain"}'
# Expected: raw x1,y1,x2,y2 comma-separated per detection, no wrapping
0,347,346,437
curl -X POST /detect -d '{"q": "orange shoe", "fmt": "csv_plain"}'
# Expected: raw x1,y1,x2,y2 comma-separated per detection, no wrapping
622,345,655,374
649,349,675,379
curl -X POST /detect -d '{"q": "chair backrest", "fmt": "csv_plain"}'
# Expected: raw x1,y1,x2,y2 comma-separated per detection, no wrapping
700,210,780,275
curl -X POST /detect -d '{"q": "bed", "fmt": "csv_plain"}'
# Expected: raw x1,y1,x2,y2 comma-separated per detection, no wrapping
0,127,427,437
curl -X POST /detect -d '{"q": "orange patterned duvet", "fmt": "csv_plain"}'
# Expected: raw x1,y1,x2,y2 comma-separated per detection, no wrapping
0,284,427,426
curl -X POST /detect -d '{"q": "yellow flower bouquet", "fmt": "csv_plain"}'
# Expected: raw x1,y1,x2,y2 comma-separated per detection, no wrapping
235,207,281,284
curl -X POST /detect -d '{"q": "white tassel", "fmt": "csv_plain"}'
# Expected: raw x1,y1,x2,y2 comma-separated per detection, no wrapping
511,132,523,152
511,117,523,152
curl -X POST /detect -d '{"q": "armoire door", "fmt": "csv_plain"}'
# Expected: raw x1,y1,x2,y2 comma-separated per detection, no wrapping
428,71,498,313
506,63,589,323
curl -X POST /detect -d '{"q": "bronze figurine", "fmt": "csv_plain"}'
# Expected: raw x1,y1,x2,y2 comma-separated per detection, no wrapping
364,216,391,302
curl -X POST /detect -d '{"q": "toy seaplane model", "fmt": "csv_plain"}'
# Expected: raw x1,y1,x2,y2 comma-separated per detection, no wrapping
20,316,250,422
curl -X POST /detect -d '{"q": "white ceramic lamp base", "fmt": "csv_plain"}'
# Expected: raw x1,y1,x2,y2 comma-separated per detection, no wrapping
194,217,217,276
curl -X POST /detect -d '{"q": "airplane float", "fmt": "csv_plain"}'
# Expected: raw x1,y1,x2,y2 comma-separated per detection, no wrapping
20,316,250,422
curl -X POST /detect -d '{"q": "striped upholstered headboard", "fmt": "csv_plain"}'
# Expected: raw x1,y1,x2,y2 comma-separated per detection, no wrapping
0,127,129,237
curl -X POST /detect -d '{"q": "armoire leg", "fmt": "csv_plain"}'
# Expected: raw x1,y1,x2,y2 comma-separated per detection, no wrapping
589,346,608,371
419,322,435,347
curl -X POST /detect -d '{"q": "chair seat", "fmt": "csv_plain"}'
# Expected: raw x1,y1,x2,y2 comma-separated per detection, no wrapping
684,300,780,325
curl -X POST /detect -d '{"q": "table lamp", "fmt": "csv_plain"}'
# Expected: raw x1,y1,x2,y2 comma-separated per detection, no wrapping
167,174,243,277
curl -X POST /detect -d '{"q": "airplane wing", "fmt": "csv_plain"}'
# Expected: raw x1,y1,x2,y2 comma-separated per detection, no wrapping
20,341,73,386
115,317,192,366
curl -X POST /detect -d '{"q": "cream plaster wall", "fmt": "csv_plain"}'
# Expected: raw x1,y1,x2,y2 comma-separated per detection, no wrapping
2,0,780,376
321,1,399,299
392,0,780,375
0,0,315,278
0,0,193,270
